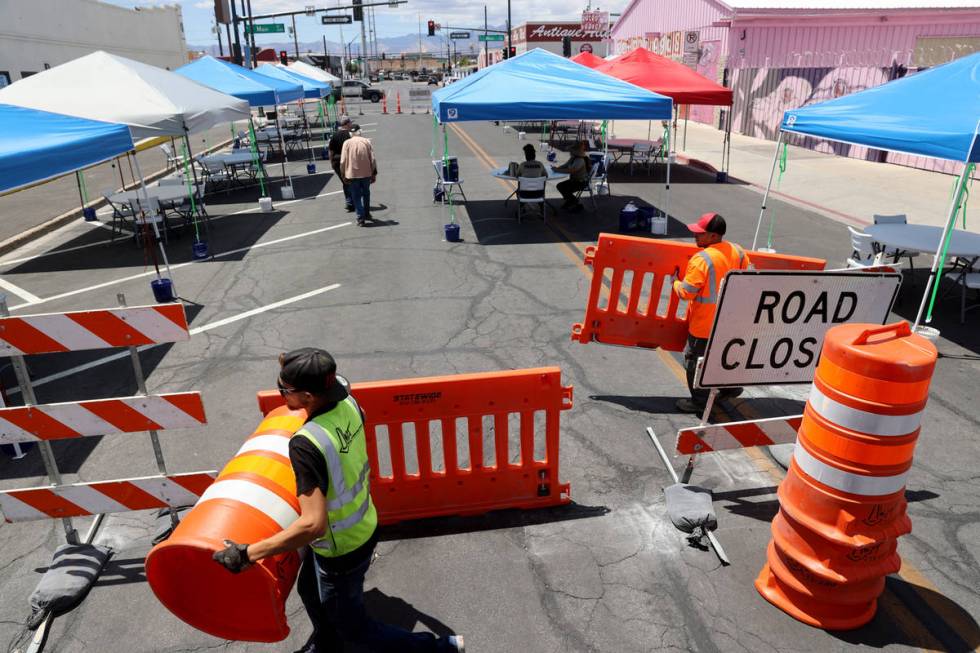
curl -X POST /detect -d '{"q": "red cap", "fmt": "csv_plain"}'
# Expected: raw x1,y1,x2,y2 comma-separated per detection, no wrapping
687,212,724,234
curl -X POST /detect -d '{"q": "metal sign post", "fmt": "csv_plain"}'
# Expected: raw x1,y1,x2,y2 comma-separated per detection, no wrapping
0,295,78,545
698,271,901,389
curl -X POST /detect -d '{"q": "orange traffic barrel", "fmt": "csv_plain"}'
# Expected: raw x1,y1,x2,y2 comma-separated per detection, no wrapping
145,405,308,642
757,322,937,630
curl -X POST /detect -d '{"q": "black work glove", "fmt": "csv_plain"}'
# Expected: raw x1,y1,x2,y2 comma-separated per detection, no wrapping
212,539,251,574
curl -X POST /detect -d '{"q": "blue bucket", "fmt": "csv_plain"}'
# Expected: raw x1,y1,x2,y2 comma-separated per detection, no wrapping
192,240,209,259
716,171,728,183
151,278,175,303
307,163,316,174
444,223,461,242
546,151,557,162
83,207,97,222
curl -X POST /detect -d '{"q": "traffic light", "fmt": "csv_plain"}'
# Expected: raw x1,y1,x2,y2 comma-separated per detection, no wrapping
427,20,435,36
381,52,386,60
279,50,288,65
562,37,571,57
501,47,508,60
509,46,517,58
353,0,363,22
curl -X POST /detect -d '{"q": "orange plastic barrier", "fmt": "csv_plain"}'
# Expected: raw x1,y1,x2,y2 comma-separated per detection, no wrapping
382,92,388,114
756,321,937,630
571,233,826,352
396,91,402,114
145,405,307,643
257,367,573,525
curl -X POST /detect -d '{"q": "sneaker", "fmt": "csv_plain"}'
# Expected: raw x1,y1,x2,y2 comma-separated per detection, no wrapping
675,398,705,414
447,634,465,652
345,204,355,213
357,219,366,227
364,212,373,221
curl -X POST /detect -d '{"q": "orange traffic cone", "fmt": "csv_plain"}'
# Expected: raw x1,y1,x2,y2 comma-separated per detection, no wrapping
396,91,402,114
382,92,388,114
756,321,937,630
145,405,308,642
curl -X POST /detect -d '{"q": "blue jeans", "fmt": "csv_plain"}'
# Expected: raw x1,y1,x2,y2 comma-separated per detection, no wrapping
349,177,371,219
297,546,455,652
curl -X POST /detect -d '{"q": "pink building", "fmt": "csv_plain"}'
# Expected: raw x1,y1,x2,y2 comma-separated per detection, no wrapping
611,1,980,172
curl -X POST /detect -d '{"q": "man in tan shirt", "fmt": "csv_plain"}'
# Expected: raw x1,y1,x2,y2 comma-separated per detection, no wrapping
339,125,377,226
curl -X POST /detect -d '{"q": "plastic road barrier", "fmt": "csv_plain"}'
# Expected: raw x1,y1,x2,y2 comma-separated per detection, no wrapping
755,321,937,629
675,414,803,455
571,233,826,352
145,405,307,642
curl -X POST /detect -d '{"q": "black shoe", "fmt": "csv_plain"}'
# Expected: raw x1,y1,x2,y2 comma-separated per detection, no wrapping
345,204,355,213
293,634,320,653
675,398,706,414
364,212,373,221
718,387,743,399
357,218,366,226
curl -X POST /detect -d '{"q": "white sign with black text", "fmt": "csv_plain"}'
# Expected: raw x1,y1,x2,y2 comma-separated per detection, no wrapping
698,271,901,387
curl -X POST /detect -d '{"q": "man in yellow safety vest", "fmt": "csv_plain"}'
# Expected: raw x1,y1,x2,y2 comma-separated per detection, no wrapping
213,348,464,653
673,213,750,414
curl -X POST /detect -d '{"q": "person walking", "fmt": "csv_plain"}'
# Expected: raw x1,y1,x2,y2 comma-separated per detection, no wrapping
212,348,464,653
328,116,354,213
554,141,591,212
340,125,377,226
672,213,750,413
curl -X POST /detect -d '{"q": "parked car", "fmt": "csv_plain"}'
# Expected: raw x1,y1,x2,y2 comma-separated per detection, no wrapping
426,75,440,85
368,73,380,83
336,79,384,102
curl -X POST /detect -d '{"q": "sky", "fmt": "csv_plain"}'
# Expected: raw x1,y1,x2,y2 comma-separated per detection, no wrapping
102,0,627,48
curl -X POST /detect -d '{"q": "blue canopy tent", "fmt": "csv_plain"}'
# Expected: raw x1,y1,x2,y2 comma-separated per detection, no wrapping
0,104,133,194
176,56,304,194
753,52,980,326
255,64,329,99
431,49,674,222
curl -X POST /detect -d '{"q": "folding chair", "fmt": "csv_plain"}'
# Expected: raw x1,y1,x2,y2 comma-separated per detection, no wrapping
128,196,168,245
573,160,604,212
873,214,919,274
516,176,547,224
196,159,231,194
432,160,467,205
159,143,184,169
845,226,881,268
102,189,136,243
629,142,654,176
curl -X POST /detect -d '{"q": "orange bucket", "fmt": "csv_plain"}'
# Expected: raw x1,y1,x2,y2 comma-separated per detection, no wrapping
145,406,308,642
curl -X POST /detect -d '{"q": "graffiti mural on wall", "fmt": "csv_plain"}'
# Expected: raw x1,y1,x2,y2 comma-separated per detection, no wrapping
732,66,890,160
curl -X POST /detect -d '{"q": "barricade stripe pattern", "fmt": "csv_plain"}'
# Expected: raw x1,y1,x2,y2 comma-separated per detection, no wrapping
793,443,909,497
197,479,298,530
675,415,803,454
807,384,922,436
0,472,218,522
0,304,190,355
0,392,207,444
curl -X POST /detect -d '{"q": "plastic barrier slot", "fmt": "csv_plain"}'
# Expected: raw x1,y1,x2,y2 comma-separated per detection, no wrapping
572,233,826,352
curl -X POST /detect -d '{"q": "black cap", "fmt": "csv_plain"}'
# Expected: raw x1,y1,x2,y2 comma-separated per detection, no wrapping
523,143,536,155
279,348,349,402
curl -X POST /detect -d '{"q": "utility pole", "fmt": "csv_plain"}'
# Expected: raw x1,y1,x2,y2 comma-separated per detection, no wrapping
216,22,225,57
507,0,512,56
246,0,257,67
359,6,369,78
417,13,423,71
484,6,488,66
231,0,243,64
291,15,299,59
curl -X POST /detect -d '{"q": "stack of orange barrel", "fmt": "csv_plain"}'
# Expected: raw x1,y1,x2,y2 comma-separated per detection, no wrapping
146,405,308,642
756,321,937,629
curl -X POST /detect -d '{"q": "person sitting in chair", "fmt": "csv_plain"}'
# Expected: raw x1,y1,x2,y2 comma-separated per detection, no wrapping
554,141,591,213
517,144,546,178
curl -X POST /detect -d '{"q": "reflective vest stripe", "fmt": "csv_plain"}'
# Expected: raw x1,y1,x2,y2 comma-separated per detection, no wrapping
238,435,291,458
793,443,908,496
325,461,370,511
693,251,717,304
734,244,746,269
808,385,923,437
303,421,350,501
199,478,299,529
679,280,699,294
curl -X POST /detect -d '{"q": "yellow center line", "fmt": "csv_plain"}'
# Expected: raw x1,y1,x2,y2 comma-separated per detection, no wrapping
447,120,968,651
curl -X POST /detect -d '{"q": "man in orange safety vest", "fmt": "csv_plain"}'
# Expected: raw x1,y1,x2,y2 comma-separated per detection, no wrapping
673,213,750,413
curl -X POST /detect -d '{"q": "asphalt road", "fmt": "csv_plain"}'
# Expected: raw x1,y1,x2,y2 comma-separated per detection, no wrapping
0,101,977,652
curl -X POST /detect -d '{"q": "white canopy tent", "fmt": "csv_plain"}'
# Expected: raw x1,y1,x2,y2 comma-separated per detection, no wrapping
286,61,342,86
0,51,249,138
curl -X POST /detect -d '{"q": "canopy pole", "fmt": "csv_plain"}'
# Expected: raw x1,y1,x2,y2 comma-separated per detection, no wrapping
302,99,315,162
182,130,206,244
683,110,688,150
724,105,733,174
752,131,784,251
647,120,652,141
914,128,978,328
130,153,178,297
276,107,291,187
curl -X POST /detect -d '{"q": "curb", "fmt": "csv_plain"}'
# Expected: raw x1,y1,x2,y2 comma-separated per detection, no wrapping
0,138,234,259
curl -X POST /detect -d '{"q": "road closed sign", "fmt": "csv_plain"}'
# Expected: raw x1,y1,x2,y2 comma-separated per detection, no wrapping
698,271,901,387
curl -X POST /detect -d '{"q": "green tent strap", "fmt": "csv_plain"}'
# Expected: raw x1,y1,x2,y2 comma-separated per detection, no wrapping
443,124,455,224
601,120,608,149
926,161,975,322
76,170,89,205
766,141,788,250
248,119,267,197
430,114,439,159
179,138,201,240
662,122,670,156
317,102,328,148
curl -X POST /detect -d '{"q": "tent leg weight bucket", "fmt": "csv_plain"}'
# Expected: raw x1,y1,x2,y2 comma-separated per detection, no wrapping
150,278,175,303
444,223,460,242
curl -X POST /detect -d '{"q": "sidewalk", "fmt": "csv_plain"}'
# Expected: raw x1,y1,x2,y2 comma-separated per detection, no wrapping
613,119,970,232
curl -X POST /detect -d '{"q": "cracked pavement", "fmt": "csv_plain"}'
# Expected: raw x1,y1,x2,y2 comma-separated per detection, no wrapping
0,108,977,652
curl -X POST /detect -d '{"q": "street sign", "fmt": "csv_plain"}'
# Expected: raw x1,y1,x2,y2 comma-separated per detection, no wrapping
478,34,504,42
305,5,316,16
449,31,471,39
245,23,286,34
321,14,352,24
698,271,901,387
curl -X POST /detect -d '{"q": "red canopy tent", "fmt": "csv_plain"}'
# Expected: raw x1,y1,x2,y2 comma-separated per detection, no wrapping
596,47,734,179
570,51,606,69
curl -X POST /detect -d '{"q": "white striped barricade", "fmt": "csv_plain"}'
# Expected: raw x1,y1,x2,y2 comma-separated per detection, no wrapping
675,414,803,455
0,472,217,522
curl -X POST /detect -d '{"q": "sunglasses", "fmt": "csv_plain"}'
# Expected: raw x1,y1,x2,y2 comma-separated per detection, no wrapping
277,378,304,397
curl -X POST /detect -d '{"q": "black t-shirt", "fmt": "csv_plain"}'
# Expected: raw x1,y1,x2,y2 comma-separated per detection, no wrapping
289,401,377,572
327,129,351,162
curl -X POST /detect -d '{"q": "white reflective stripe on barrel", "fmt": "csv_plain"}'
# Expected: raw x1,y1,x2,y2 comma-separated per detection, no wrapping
198,479,298,529
793,443,909,497
238,435,291,458
808,385,923,437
